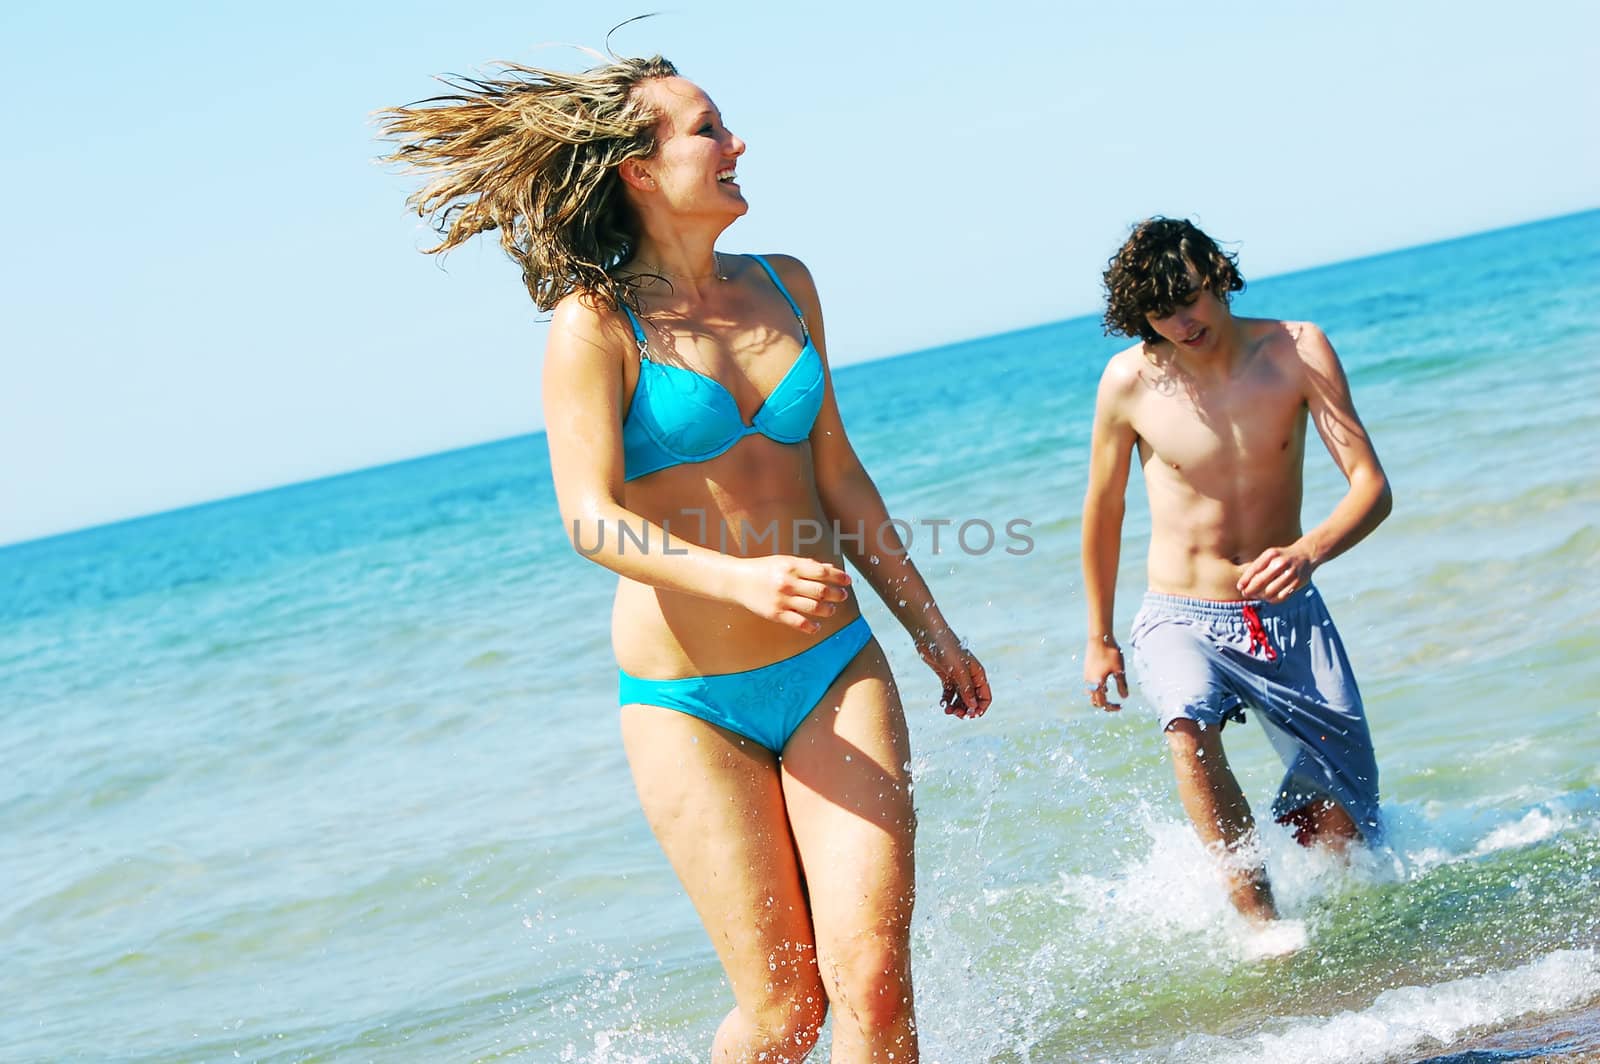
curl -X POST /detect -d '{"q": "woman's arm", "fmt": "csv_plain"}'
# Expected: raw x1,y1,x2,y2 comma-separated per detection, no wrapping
767,256,990,717
542,294,848,633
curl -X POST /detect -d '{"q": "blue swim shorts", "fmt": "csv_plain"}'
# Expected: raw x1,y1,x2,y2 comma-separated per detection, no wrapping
1128,584,1382,841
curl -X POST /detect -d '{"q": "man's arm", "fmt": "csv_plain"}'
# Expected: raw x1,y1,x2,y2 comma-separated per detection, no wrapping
1237,323,1392,600
1082,358,1139,711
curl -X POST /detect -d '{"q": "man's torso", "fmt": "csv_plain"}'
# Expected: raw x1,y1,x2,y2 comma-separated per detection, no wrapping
1120,318,1312,599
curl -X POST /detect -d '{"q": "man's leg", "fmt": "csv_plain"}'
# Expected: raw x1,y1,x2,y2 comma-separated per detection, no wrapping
1278,797,1361,851
1257,588,1383,849
1164,718,1279,925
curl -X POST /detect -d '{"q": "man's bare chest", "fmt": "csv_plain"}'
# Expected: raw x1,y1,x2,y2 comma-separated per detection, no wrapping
1131,380,1307,475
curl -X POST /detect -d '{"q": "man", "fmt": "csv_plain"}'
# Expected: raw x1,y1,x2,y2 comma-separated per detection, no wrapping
1081,217,1392,934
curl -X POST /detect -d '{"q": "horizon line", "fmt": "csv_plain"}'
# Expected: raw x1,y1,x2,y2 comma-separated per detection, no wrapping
5,204,1595,552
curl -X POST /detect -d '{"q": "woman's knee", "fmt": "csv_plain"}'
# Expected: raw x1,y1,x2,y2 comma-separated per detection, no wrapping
742,975,828,1053
823,932,915,1033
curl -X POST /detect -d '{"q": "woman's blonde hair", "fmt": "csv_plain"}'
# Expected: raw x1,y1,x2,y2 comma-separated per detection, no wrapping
376,54,678,312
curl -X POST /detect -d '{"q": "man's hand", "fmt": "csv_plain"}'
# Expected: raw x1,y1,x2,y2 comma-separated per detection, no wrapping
1084,636,1128,711
1237,541,1316,602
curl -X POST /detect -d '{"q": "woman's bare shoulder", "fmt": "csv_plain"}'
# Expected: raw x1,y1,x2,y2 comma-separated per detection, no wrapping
548,291,633,356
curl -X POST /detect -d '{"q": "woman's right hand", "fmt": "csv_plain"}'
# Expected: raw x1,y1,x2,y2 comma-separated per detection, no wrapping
729,555,852,633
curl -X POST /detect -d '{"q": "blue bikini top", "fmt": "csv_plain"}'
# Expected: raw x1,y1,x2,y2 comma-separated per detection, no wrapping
620,255,826,482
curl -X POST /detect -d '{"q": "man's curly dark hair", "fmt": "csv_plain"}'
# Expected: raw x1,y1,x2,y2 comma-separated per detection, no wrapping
1102,218,1245,343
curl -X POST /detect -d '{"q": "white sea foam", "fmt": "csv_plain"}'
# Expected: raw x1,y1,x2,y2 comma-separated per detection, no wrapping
1056,812,1356,972
1167,948,1600,1064
1241,919,1309,960
1048,789,1595,987
1412,795,1594,872
1469,806,1571,857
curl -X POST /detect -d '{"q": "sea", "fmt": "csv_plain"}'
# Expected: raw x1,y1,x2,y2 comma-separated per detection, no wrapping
3,209,1597,1063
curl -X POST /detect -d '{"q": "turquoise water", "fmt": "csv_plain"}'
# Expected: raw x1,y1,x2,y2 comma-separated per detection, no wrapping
3,210,1597,1062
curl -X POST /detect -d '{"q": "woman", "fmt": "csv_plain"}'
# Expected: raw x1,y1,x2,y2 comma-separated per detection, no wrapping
379,53,990,1062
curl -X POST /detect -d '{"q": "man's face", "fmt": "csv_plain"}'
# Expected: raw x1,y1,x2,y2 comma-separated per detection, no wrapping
1144,264,1230,353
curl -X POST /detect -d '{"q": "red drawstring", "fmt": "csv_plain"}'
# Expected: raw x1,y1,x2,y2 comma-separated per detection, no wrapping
1241,604,1277,661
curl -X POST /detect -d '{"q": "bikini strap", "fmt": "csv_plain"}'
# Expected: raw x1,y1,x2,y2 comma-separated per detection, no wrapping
749,255,811,342
619,302,652,361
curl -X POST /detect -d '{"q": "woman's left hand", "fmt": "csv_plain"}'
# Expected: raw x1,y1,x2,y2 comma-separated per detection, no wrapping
915,629,991,720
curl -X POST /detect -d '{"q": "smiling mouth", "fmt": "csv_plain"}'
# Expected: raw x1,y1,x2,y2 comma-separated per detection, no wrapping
716,169,738,183
1180,326,1207,346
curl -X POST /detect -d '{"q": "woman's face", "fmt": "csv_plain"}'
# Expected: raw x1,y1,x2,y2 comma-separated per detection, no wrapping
633,77,747,221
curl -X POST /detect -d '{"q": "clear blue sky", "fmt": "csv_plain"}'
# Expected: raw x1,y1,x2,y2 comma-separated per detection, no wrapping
2,0,1595,546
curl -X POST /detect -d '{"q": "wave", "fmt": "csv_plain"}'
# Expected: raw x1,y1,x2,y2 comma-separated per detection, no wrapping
898,784,1600,1061
1167,949,1600,1064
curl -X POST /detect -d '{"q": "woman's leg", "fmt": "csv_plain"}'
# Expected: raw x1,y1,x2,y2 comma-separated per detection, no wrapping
780,640,919,1064
621,705,827,1063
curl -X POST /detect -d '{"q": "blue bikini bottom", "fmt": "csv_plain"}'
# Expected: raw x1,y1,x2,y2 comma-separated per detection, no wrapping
618,616,874,752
